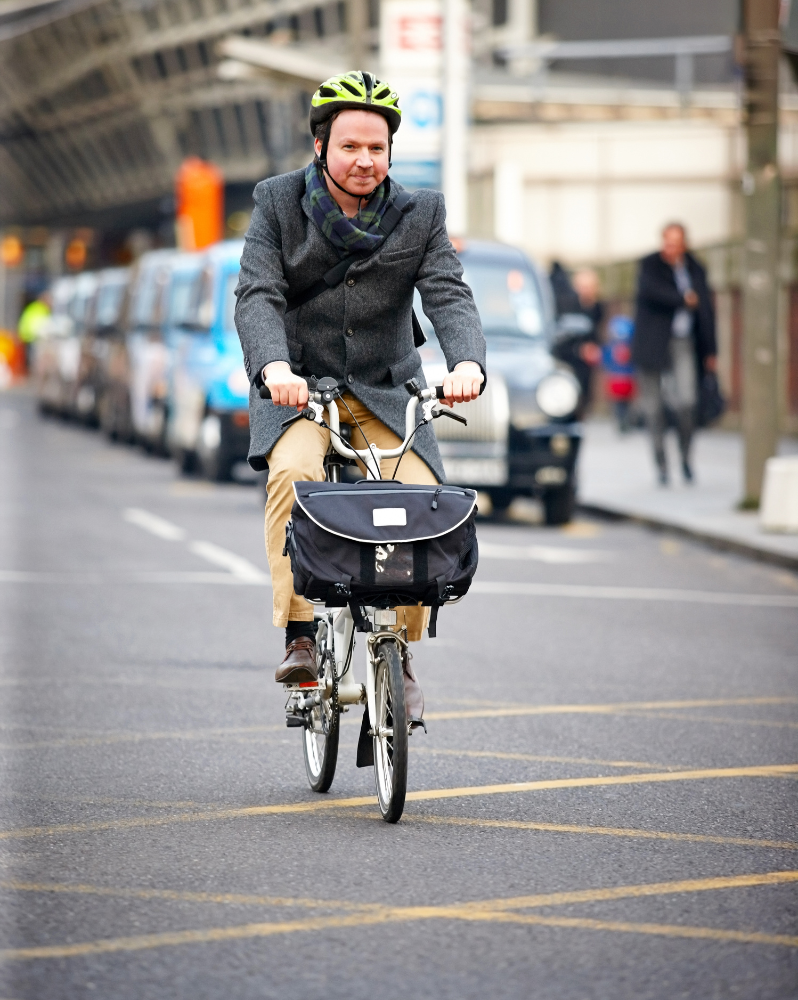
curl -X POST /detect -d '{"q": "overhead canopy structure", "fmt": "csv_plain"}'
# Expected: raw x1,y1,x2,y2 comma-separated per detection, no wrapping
0,0,356,225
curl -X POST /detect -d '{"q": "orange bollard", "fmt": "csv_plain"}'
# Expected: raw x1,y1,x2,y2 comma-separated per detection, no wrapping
175,158,224,251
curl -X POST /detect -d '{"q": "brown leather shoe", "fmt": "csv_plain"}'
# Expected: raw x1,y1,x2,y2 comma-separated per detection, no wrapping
275,638,317,684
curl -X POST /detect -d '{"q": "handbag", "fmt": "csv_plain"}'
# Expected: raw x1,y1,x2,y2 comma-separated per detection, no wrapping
696,371,725,427
284,480,479,637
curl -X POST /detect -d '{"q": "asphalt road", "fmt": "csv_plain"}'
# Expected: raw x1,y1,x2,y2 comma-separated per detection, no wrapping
1,390,797,1000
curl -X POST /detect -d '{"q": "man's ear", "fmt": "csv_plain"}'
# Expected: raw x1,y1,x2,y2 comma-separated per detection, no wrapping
314,137,322,157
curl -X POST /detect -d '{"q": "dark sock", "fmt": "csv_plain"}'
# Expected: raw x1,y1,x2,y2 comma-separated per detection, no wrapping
285,621,316,648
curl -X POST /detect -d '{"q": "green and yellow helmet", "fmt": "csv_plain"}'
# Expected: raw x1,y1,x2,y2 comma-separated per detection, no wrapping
309,71,401,137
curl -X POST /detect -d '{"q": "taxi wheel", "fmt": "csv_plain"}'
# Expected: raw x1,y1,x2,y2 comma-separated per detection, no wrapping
543,483,575,526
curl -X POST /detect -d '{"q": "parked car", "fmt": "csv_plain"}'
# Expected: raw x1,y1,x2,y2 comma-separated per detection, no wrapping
418,240,582,525
166,240,249,480
33,275,76,414
99,248,194,447
73,267,129,425
34,272,98,417
128,251,204,453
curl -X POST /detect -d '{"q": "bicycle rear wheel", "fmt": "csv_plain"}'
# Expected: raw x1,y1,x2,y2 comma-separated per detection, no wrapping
372,639,408,823
302,646,339,793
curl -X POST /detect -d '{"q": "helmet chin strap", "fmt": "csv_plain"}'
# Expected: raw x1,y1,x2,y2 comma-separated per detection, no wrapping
321,162,379,202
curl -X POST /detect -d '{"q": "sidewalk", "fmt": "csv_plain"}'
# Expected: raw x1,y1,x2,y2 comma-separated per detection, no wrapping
578,420,798,569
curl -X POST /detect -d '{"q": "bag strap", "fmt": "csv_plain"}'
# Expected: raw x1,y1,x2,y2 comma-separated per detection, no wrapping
285,189,413,314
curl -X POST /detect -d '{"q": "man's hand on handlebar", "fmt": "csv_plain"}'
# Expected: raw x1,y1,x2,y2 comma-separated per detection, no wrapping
262,361,309,410
440,361,484,408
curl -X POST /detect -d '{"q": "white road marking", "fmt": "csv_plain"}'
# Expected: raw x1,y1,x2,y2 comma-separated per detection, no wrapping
471,580,798,608
187,541,268,583
1,571,793,606
134,571,270,586
479,543,611,564
122,508,186,542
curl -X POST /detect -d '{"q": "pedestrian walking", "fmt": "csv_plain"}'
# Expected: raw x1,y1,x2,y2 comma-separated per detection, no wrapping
632,223,717,484
550,266,604,417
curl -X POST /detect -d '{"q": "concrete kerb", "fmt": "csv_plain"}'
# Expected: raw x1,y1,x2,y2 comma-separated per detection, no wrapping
577,502,798,572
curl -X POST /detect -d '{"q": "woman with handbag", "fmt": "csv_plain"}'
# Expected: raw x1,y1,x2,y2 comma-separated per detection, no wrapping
632,223,719,485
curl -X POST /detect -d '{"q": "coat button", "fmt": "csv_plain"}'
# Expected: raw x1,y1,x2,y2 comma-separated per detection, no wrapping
345,328,354,337
346,278,355,286
347,374,354,385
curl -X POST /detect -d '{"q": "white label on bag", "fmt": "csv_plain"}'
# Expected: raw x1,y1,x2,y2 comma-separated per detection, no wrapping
373,507,407,526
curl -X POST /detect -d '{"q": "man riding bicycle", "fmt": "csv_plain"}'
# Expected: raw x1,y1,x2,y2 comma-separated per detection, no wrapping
234,71,486,725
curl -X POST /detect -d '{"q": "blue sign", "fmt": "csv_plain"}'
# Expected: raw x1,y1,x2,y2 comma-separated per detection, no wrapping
406,90,443,130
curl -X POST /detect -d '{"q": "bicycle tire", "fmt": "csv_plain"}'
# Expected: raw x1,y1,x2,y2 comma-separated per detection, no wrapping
302,647,339,793
372,639,408,823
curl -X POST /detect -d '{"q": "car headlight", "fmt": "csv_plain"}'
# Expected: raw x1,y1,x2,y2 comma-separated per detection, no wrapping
535,372,579,419
226,367,250,397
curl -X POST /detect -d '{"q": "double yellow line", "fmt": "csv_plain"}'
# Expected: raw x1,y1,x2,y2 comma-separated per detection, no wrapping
2,871,796,960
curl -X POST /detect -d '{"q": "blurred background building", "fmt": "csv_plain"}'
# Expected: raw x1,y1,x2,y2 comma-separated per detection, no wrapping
2,0,798,434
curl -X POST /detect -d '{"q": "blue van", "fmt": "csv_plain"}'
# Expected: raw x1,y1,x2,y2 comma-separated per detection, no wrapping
166,240,249,479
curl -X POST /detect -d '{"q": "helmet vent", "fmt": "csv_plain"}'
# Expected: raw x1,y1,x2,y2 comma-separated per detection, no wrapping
318,86,337,98
374,87,390,100
340,81,360,96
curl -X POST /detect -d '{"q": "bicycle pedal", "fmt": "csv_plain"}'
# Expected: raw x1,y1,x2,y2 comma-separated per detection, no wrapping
285,715,305,728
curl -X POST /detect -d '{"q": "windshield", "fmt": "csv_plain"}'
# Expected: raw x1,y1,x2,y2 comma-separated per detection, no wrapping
95,280,125,327
169,274,196,327
461,260,544,339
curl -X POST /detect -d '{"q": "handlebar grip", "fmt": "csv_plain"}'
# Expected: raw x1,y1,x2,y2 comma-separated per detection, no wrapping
258,384,272,400
435,385,446,400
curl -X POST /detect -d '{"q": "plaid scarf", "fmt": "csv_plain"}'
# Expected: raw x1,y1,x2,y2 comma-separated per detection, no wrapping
305,161,390,254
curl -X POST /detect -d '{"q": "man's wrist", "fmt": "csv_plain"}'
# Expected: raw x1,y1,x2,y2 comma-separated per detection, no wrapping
263,360,291,380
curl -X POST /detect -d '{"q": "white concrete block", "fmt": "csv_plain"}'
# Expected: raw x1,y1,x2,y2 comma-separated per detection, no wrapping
760,456,798,533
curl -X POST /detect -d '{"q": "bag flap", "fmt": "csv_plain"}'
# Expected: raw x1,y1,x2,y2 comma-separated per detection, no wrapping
292,481,477,544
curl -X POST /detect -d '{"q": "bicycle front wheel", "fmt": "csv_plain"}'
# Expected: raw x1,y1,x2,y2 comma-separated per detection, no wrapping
372,639,408,823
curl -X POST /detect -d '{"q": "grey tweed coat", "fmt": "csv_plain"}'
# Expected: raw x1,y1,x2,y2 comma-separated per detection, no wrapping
234,167,486,478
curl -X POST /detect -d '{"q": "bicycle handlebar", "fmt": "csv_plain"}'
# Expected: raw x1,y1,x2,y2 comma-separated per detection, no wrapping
257,374,465,475
259,380,447,402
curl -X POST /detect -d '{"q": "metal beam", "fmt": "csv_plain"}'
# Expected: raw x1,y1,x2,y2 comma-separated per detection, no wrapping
499,35,733,61
216,34,341,86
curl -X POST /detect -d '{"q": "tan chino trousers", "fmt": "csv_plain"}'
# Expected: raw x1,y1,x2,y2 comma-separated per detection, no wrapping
264,393,437,640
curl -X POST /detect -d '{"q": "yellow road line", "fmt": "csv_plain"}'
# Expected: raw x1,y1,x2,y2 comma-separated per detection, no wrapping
0,765,795,841
451,911,798,948
0,725,284,751
402,814,798,851
425,696,798,722
612,710,798,730
0,881,381,913
1,871,795,961
412,748,681,770
0,697,793,749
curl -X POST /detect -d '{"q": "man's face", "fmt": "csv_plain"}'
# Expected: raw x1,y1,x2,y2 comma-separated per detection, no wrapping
661,226,687,266
315,110,390,196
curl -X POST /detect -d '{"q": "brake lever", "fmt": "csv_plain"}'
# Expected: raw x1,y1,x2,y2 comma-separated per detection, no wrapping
281,401,325,428
434,407,468,426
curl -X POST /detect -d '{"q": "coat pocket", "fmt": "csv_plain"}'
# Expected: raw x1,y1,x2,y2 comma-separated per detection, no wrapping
381,243,424,263
389,348,422,386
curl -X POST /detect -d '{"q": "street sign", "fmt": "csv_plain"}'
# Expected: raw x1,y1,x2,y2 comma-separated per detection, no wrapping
380,0,443,189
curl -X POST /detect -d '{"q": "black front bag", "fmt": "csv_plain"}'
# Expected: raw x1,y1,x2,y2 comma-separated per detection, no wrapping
284,481,479,636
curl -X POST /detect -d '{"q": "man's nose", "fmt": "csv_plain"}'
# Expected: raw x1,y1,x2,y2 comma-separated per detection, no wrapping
355,148,373,167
